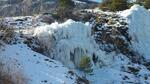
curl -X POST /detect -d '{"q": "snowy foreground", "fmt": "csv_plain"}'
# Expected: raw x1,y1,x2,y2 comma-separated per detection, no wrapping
0,44,77,84
1,5,150,84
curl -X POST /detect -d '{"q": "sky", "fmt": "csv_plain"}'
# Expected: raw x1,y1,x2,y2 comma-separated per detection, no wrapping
96,0,101,2
90,0,101,2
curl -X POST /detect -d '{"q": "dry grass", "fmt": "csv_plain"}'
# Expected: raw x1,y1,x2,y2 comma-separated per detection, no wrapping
0,20,27,84
0,61,28,84
0,26,15,44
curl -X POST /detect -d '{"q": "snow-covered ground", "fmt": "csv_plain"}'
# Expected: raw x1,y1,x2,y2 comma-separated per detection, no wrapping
0,44,78,84
1,5,150,84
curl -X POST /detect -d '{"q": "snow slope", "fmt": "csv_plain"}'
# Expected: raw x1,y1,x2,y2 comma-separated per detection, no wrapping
0,44,77,84
119,5,150,60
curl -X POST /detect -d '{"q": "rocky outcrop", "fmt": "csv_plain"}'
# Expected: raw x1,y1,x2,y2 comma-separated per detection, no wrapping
80,11,145,64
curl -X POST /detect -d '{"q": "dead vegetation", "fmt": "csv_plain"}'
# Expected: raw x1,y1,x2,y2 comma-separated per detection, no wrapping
0,19,15,44
0,60,28,84
0,20,28,84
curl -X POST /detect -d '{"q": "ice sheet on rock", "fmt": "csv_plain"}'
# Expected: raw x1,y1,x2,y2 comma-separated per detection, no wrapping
34,19,99,68
119,5,150,60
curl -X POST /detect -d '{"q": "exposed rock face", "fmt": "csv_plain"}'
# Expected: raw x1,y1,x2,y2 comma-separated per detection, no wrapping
89,12,144,64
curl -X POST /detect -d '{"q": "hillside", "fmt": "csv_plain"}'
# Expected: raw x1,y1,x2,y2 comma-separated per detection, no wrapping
0,0,98,17
0,4,150,84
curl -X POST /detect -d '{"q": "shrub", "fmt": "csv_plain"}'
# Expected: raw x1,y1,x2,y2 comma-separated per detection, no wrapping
100,0,128,11
144,0,150,9
99,0,112,11
110,0,128,11
79,56,92,73
58,0,74,8
57,0,74,20
0,24,15,44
